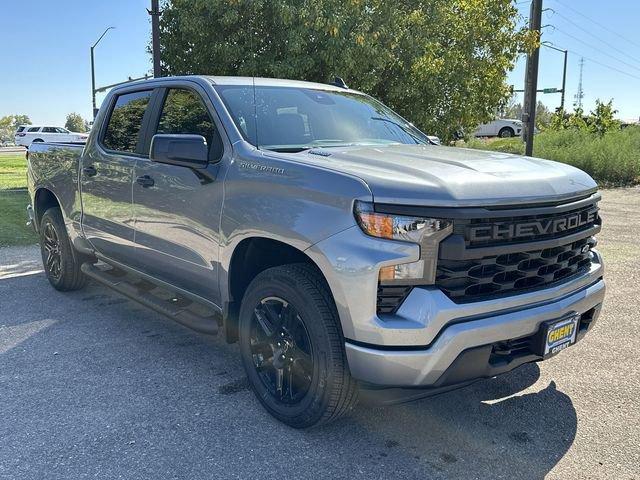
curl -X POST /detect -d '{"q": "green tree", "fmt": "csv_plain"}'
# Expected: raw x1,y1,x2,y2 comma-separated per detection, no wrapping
158,0,535,141
588,99,619,136
64,112,88,132
548,100,620,136
502,97,523,120
0,114,32,142
549,107,569,130
502,98,551,129
535,101,553,129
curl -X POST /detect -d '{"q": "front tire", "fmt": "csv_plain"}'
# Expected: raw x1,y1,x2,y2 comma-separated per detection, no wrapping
498,127,515,138
39,207,87,291
239,263,358,428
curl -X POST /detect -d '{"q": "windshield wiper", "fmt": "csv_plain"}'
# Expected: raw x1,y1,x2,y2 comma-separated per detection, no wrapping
370,117,427,144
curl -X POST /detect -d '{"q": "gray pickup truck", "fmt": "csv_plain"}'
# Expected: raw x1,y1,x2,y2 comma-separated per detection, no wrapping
27,76,605,428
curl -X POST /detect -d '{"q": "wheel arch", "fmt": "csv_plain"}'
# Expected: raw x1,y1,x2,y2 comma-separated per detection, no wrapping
223,236,333,343
34,187,62,231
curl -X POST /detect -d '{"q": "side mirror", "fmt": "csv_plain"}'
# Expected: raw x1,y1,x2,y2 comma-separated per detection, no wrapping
149,134,208,168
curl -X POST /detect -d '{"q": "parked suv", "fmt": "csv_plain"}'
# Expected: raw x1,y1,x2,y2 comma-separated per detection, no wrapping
475,118,523,138
26,76,604,427
15,125,88,147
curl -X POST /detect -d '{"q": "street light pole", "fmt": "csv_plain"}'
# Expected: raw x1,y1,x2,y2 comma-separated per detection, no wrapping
542,42,568,111
90,27,115,119
560,49,568,111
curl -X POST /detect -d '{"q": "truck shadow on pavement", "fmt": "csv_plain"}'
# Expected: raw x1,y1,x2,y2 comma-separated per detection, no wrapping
342,365,577,479
0,272,577,480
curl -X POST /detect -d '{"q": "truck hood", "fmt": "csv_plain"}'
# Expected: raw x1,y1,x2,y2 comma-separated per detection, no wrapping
292,144,597,207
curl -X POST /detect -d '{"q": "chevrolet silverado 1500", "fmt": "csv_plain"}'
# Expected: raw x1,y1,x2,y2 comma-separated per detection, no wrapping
27,76,604,427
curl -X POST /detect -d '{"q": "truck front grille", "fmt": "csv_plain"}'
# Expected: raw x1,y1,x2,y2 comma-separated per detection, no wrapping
436,237,595,302
455,202,600,248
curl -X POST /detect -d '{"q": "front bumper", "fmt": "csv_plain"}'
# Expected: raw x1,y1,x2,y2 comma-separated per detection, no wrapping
346,276,604,387
307,226,605,388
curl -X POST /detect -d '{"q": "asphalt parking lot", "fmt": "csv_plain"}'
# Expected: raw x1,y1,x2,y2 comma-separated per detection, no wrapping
1,189,638,480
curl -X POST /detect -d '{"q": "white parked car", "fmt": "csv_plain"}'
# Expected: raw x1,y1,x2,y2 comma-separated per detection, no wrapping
474,118,523,138
14,125,89,147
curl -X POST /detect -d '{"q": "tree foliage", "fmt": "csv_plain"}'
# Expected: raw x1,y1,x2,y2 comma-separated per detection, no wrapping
502,98,552,129
64,112,88,133
158,0,534,140
0,114,31,142
549,100,620,136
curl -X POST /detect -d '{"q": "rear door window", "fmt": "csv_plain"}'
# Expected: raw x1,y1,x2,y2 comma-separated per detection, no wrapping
42,127,57,133
27,127,40,133
102,90,153,154
155,88,222,160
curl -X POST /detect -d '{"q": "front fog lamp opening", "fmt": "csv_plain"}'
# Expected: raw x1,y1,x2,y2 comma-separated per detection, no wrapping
379,260,426,285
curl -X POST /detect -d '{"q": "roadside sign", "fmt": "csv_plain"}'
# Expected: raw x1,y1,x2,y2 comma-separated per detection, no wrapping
542,88,559,94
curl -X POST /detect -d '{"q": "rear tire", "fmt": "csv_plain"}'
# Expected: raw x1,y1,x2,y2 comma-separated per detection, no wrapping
39,207,87,291
238,263,358,428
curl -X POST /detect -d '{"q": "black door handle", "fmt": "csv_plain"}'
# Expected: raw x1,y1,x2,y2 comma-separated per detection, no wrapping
136,175,155,188
82,165,97,177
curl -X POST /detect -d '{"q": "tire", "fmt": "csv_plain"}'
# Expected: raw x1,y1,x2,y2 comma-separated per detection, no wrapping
238,263,358,428
39,207,87,291
498,127,514,138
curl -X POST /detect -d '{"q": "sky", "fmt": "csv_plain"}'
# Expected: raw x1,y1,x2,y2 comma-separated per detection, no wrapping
0,0,639,126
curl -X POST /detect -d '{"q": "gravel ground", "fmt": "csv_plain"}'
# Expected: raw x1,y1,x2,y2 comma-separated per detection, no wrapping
0,189,638,480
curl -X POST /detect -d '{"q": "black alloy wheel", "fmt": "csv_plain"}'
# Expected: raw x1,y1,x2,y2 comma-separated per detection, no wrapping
250,297,314,404
39,207,87,291
238,264,358,428
42,222,62,280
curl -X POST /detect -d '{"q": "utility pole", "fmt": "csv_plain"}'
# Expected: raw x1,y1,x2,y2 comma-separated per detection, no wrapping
522,0,543,157
574,57,585,109
91,27,115,119
149,0,162,77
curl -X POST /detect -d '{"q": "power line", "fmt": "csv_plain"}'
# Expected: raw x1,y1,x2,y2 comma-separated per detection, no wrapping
560,47,640,82
549,10,640,69
552,0,640,49
553,27,640,74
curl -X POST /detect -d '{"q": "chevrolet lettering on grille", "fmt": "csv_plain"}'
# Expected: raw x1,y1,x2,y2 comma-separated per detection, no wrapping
467,206,599,242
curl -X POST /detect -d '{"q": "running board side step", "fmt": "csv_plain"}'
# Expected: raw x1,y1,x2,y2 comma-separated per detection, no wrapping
81,263,219,335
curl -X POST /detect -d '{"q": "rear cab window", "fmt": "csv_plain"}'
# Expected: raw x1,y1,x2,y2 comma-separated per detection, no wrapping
102,90,153,154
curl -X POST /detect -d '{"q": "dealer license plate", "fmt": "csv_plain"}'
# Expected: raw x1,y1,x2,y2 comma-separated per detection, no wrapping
542,315,580,358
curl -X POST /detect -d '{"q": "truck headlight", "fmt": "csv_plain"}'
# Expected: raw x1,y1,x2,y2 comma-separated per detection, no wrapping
354,200,451,243
354,200,453,284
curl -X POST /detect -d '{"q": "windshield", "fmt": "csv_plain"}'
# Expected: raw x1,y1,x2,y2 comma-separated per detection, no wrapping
215,85,429,152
